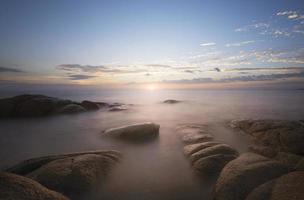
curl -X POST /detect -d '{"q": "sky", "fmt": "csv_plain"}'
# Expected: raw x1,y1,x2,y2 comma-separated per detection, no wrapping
0,0,304,89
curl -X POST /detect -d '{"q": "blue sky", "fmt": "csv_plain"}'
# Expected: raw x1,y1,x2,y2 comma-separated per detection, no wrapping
0,0,304,88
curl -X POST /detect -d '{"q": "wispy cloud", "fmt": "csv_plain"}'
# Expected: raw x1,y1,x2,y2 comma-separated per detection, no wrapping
200,42,216,47
68,74,97,80
226,40,255,47
0,66,25,73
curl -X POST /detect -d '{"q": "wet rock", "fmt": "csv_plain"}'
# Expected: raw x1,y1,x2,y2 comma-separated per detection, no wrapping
102,122,160,141
0,172,69,200
163,99,181,104
183,141,221,156
55,104,86,114
230,119,304,155
193,154,237,176
7,150,120,198
108,106,128,112
246,171,304,200
182,133,213,144
214,152,289,200
189,144,239,164
248,145,277,158
80,100,100,110
296,159,304,171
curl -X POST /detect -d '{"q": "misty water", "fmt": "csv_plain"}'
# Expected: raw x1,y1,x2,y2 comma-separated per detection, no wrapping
1,89,304,200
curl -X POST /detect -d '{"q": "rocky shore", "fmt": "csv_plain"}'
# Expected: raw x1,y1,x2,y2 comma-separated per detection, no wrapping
0,96,303,200
0,94,130,118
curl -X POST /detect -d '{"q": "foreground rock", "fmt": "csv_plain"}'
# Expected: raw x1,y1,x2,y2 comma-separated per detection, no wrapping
0,94,131,118
6,150,120,198
246,171,304,200
102,122,160,141
230,119,304,156
0,172,69,200
214,152,289,200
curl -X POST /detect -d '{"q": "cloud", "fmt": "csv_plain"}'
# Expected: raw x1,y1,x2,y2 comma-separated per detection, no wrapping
68,74,97,80
144,64,172,68
215,67,304,72
200,42,216,47
164,71,304,84
0,66,25,73
226,40,255,47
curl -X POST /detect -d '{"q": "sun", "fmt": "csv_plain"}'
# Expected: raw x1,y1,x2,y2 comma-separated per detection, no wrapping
146,84,157,91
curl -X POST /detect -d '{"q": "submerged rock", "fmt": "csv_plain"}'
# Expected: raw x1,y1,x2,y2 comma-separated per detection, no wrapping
183,141,221,156
102,122,160,141
80,100,100,110
163,99,181,104
189,144,238,164
6,150,120,198
177,124,213,144
246,171,304,200
214,152,289,200
0,172,69,200
193,154,237,176
55,104,86,114
230,119,304,155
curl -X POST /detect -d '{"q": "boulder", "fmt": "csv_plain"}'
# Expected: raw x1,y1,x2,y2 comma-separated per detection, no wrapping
163,99,180,104
248,145,277,158
55,104,86,114
230,120,304,155
182,133,213,144
275,152,303,170
214,152,289,200
193,154,237,176
7,150,120,198
0,172,69,200
177,124,213,144
189,144,239,164
183,141,221,156
102,122,160,141
246,171,304,200
108,106,127,112
296,159,304,171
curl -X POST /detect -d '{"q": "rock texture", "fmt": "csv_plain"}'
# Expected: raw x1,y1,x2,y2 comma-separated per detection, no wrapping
230,119,304,156
6,150,120,198
214,152,289,200
178,124,238,177
0,172,69,200
246,171,304,200
0,94,128,118
102,122,160,141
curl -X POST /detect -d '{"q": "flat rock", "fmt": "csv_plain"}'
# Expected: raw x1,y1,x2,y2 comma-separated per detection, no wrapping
193,154,237,176
246,171,304,200
102,122,160,141
0,172,69,200
214,152,289,200
189,144,239,164
177,124,213,144
183,141,221,156
6,150,120,198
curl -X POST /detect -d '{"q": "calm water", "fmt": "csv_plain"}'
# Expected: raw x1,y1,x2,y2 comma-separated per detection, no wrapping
0,89,304,200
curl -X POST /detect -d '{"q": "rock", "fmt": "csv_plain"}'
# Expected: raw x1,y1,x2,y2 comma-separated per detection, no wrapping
214,152,289,200
102,122,160,141
163,99,180,104
230,120,304,155
55,104,86,114
108,106,127,112
177,124,213,144
0,172,69,200
275,152,303,170
246,171,304,200
189,144,239,164
193,154,237,176
182,133,213,144
183,141,221,156
0,94,119,118
248,145,277,158
80,101,100,110
296,159,304,171
7,150,120,198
